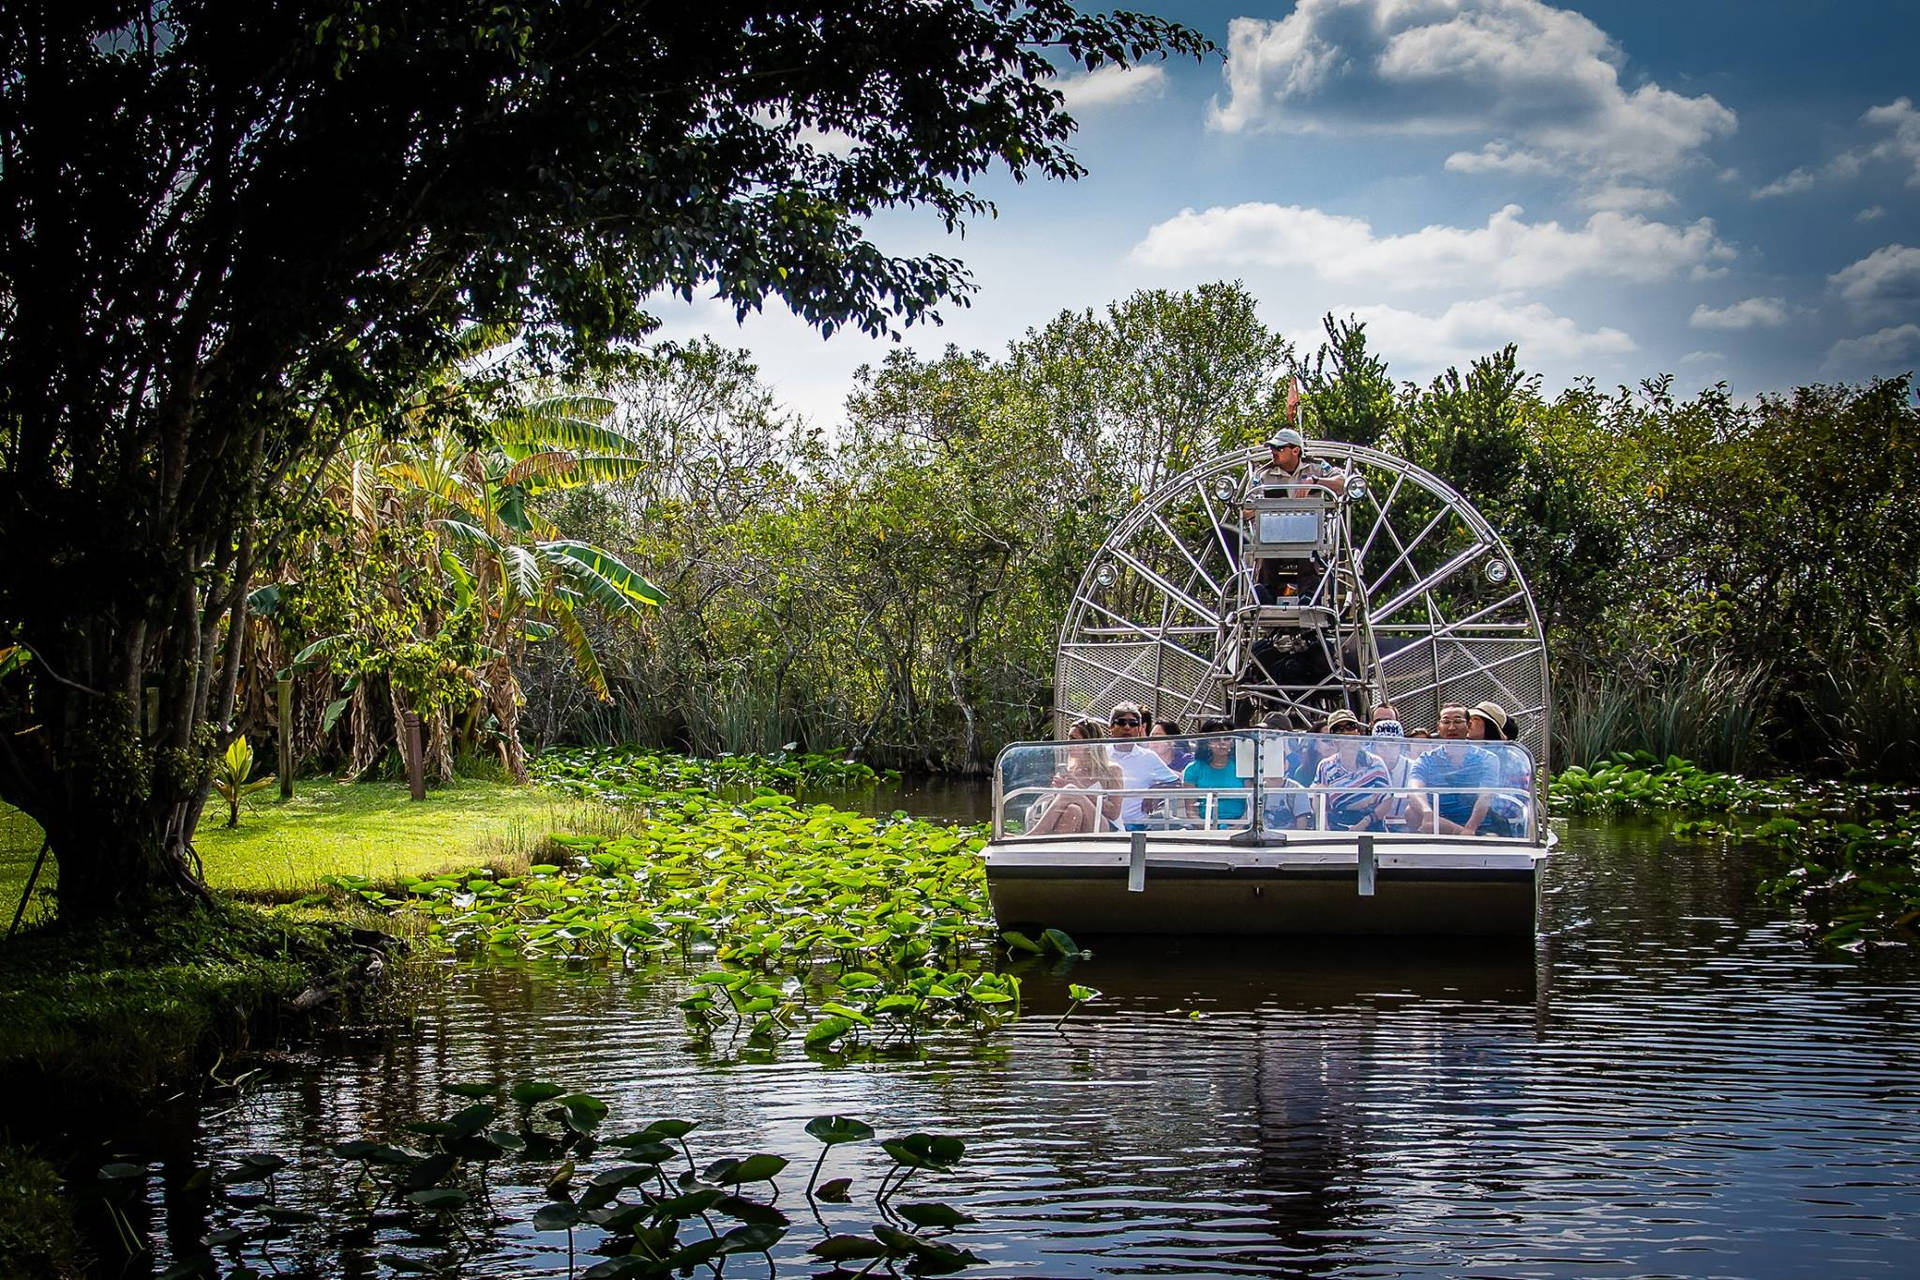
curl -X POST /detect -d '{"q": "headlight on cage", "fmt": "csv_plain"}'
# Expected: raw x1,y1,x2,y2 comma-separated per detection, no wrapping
1095,563,1117,588
1345,473,1368,501
1484,557,1511,585
1212,474,1238,502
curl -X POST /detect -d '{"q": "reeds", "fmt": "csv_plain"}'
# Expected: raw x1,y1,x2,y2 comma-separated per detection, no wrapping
1556,656,1771,772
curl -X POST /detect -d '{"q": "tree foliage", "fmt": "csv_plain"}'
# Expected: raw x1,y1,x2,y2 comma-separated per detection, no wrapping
0,0,1207,919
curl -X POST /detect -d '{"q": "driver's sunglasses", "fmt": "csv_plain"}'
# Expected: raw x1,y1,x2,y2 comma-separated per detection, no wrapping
1109,716,1142,727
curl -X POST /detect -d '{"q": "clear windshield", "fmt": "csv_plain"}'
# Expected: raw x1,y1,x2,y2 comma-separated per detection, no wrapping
994,730,1538,842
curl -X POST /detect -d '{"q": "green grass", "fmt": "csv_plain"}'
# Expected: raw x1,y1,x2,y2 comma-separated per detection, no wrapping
3,777,613,917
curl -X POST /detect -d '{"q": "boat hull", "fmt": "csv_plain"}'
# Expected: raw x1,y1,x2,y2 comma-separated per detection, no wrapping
985,834,1546,937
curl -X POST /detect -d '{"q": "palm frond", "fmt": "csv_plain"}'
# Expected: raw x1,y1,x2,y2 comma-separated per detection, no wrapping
550,601,612,699
501,543,544,609
439,548,475,611
433,519,504,557
504,451,579,487
540,541,664,612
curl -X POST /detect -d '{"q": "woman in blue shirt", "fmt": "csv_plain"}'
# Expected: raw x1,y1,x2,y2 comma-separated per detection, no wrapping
1181,718,1247,827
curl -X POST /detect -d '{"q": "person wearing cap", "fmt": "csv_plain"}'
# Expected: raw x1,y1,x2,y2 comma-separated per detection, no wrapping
1310,708,1390,830
1246,427,1347,605
1368,713,1415,830
1258,427,1347,499
1403,701,1499,835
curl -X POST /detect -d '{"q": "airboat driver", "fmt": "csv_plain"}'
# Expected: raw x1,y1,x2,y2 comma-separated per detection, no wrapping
1257,428,1347,500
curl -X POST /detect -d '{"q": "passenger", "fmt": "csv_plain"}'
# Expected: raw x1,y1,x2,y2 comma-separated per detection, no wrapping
1369,717,1412,830
1150,719,1194,772
1369,702,1399,729
1402,703,1499,835
1469,700,1532,837
1181,718,1247,828
1105,701,1181,830
1311,709,1390,830
1026,729,1122,835
1260,745,1314,831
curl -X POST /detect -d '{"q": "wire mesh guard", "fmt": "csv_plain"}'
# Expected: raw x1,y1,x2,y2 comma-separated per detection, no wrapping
1054,442,1551,767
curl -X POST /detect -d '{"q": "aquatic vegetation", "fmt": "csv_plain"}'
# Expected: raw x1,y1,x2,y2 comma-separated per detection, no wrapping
1552,752,1919,948
329,789,1010,1050
136,1083,982,1278
1549,752,1766,815
532,745,890,801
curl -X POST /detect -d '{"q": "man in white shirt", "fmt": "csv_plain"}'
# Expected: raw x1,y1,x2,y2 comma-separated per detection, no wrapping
1104,701,1180,829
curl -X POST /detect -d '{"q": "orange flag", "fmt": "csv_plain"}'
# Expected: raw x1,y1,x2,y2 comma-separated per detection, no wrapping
1285,375,1301,425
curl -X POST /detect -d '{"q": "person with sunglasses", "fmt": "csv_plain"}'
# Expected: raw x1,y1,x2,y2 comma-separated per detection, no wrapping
1105,701,1180,829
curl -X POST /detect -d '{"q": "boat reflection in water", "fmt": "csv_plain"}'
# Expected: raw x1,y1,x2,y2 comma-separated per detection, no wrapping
981,937,1545,1276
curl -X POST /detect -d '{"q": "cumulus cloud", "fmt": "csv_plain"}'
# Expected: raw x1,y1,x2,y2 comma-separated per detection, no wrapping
1130,202,1734,290
1829,244,1920,318
1209,0,1736,181
1863,97,1920,185
1689,297,1788,330
1317,298,1635,370
1823,324,1920,374
1859,206,1887,222
1052,63,1167,112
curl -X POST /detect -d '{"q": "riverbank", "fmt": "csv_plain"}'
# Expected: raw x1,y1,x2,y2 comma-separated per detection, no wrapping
0,776,618,1277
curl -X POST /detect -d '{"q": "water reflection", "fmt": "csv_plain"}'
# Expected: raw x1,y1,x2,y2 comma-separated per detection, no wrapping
85,818,1920,1278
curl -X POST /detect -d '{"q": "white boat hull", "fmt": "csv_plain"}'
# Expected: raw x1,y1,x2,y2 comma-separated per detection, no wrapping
984,832,1548,937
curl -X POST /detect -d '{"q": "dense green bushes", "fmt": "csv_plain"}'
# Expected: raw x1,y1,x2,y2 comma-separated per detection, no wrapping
506,294,1917,780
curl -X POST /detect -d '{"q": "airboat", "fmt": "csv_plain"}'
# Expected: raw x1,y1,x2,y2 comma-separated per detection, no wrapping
984,440,1553,937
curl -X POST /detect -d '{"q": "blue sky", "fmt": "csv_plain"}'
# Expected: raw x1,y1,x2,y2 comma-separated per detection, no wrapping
656,0,1920,427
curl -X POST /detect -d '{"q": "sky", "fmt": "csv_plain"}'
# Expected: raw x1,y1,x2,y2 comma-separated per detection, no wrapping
653,0,1920,429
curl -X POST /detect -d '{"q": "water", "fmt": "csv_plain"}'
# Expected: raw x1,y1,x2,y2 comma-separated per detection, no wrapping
90,817,1920,1278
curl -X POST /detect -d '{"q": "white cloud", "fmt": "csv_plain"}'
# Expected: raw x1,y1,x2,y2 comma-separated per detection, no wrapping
1052,63,1167,112
1317,298,1635,371
1823,324,1920,374
1858,206,1887,222
1131,202,1734,290
1444,142,1555,174
1680,350,1724,364
1863,97,1920,185
1583,182,1675,212
1689,297,1788,330
1752,167,1816,199
1830,244,1920,317
1210,0,1735,181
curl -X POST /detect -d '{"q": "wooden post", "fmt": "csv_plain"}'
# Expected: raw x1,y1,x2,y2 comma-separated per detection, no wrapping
404,710,426,801
277,677,294,799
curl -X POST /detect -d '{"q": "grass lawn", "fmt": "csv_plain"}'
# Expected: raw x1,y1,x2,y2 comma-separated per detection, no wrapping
2,777,612,915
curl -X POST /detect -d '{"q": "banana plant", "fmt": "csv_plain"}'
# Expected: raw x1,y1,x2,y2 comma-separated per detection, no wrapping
213,736,275,827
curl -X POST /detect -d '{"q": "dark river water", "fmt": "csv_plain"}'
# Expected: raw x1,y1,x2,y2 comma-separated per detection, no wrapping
87,814,1920,1279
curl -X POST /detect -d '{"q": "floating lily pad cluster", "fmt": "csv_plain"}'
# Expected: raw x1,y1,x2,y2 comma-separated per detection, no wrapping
1551,751,1919,947
331,790,1017,1049
137,1082,983,1278
531,745,891,802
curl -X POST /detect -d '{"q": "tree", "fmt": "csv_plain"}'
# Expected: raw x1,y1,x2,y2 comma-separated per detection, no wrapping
0,1,1208,921
1294,314,1396,450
